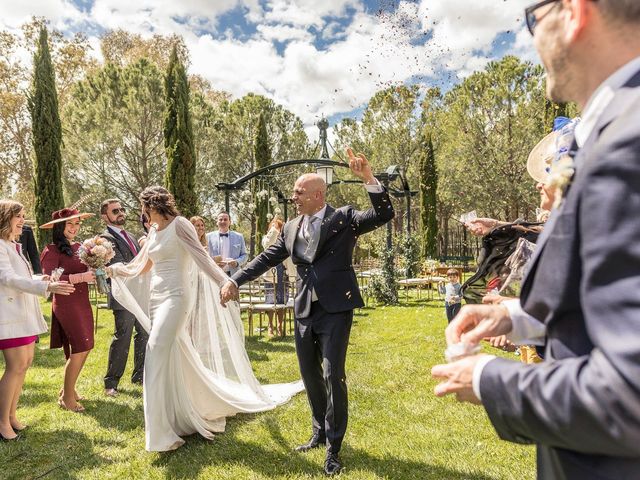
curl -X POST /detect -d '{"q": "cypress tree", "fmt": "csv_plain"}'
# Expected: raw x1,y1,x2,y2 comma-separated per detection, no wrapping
254,112,271,253
164,45,198,217
28,27,65,250
419,132,438,259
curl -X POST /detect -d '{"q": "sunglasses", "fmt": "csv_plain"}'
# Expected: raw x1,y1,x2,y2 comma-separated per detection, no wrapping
110,207,126,215
525,0,560,36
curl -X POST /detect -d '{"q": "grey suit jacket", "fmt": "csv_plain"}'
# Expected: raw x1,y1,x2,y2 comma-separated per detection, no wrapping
233,189,394,317
480,70,640,479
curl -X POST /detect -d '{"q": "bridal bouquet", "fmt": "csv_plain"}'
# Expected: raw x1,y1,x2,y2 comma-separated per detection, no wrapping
78,236,115,294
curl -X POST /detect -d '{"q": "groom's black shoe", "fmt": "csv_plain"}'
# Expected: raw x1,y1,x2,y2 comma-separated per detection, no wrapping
324,452,342,476
295,433,326,452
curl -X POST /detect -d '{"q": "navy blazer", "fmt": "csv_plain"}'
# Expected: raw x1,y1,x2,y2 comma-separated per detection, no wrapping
233,189,394,316
480,70,640,479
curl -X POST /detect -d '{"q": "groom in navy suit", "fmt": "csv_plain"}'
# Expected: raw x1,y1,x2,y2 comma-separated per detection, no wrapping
221,149,394,475
432,1,640,478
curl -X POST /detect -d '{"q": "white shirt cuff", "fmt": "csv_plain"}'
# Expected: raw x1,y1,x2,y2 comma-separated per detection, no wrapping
364,179,383,193
227,278,238,288
472,355,497,401
503,299,546,345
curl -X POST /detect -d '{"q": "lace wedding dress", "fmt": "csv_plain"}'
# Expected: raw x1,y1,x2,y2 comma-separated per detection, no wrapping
110,216,303,451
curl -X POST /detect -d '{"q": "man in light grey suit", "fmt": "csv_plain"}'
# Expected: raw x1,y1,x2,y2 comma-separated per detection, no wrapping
432,1,640,479
206,212,247,276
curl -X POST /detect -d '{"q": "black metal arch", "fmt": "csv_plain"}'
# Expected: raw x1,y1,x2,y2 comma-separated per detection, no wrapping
214,119,417,247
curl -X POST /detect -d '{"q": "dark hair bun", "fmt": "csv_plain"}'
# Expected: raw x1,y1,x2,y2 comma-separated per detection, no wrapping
139,186,180,218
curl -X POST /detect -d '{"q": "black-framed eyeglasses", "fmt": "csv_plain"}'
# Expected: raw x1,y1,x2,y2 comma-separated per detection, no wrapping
525,0,560,36
110,207,126,215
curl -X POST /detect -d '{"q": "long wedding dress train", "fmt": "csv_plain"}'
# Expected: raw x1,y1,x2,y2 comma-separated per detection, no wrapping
110,216,303,451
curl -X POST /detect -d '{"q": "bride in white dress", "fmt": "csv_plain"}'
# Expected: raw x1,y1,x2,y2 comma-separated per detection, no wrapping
107,186,303,452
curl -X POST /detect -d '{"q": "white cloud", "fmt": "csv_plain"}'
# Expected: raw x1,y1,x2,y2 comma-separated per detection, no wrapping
262,0,359,28
510,26,539,64
0,0,85,31
256,24,313,43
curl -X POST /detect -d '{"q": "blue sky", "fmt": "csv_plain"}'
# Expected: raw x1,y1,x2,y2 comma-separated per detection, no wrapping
0,0,538,138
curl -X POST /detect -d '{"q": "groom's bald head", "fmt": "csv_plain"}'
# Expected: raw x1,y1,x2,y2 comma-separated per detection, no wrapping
292,173,327,216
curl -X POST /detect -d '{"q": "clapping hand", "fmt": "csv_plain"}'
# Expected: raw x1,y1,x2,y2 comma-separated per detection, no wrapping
346,148,376,185
430,304,514,404
47,281,75,295
445,304,513,346
431,355,484,404
220,281,239,307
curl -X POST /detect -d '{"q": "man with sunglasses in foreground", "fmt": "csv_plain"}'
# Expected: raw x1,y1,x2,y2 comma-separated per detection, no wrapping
432,1,640,478
100,198,148,397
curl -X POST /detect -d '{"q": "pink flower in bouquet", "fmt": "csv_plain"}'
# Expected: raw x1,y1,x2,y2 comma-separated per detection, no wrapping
78,236,115,269
78,235,115,294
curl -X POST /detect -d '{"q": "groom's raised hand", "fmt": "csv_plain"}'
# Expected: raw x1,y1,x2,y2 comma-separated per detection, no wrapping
346,148,377,185
220,281,239,306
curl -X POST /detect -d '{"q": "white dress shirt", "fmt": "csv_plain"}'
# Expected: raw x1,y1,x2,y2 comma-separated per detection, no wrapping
218,231,232,271
472,56,640,401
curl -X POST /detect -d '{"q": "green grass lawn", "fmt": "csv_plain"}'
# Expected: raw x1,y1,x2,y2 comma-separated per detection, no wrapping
1,294,535,479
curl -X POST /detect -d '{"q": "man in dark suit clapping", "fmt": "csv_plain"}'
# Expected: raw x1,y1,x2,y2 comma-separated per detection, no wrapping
432,1,640,478
100,199,148,397
221,148,394,475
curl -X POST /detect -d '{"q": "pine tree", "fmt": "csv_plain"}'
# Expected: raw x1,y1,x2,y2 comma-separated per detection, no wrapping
164,45,198,217
28,27,65,249
419,132,438,259
254,112,271,253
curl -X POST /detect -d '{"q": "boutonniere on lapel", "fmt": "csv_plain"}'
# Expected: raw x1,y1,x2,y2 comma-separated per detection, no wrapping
547,117,580,208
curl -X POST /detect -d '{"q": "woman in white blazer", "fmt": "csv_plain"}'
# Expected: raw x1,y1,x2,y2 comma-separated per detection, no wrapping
0,200,74,440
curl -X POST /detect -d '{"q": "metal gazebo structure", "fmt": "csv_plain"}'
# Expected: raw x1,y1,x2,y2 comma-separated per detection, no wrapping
215,118,417,249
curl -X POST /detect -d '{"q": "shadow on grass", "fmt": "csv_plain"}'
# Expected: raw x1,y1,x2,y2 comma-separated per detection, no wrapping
31,347,68,370
246,337,296,364
152,415,495,480
4,428,120,480
81,398,145,432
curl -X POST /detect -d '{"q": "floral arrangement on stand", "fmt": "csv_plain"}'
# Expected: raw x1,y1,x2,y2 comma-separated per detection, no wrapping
421,258,439,276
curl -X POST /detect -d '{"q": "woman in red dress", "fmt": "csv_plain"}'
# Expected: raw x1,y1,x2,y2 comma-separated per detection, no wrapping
40,208,95,413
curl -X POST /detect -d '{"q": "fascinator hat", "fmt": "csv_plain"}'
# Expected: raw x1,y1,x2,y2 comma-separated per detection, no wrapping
39,208,94,229
526,116,573,184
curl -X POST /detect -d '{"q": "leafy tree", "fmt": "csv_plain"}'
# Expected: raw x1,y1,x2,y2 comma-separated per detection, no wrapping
63,59,166,210
253,112,271,254
164,45,198,218
434,56,546,223
332,85,423,233
28,27,64,248
419,132,438,259
100,30,189,70
0,19,94,213
195,93,310,218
